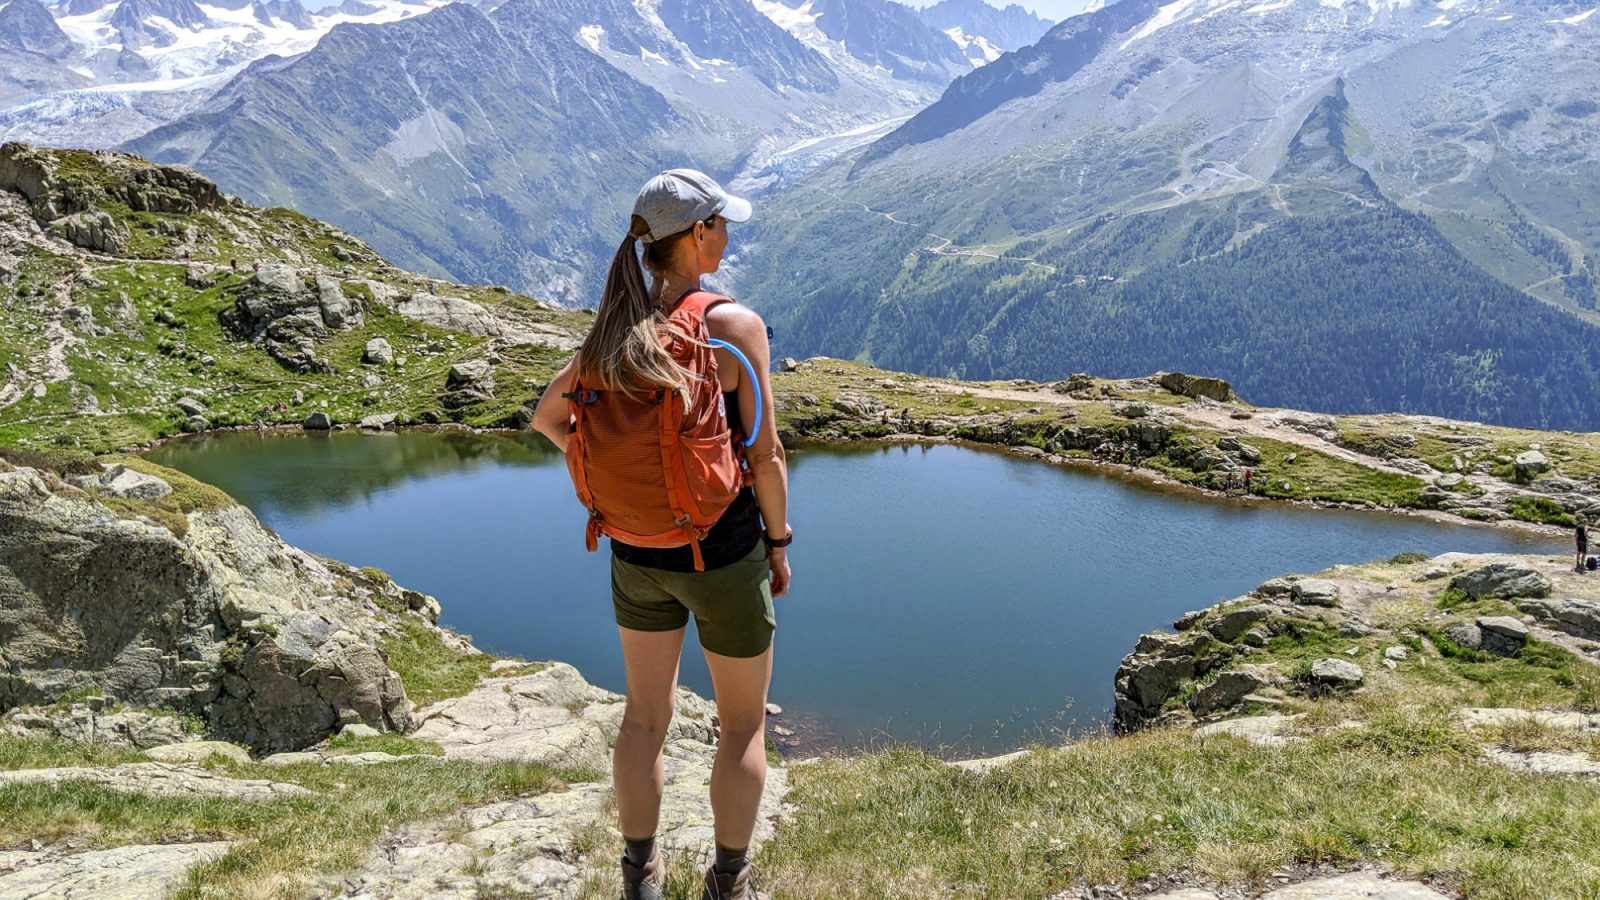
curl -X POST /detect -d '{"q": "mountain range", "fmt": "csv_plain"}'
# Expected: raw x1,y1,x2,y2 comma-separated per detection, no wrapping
737,0,1600,430
119,0,1012,301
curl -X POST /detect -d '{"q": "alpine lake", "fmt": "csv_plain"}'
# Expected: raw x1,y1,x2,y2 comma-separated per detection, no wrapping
146,431,1564,757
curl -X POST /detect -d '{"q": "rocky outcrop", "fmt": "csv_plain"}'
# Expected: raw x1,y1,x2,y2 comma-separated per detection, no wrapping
0,463,438,753
3,703,194,748
394,293,505,338
0,142,224,225
0,762,311,801
1450,562,1552,600
59,210,129,253
319,666,787,900
0,842,236,899
441,360,495,410
220,264,363,373
1159,371,1234,403
1520,598,1600,642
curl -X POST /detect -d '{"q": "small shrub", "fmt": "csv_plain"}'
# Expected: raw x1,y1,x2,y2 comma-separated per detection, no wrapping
1508,496,1578,528
1389,551,1429,565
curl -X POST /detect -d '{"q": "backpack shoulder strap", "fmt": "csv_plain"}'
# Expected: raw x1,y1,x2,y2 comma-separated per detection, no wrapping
670,290,736,327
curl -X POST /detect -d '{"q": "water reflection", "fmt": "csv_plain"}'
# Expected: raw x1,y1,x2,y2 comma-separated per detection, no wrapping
148,432,1565,756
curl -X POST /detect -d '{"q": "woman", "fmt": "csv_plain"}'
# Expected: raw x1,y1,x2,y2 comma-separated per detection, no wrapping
1576,520,1589,573
533,169,791,900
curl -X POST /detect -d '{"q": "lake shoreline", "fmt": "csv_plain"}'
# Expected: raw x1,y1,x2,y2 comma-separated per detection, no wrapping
127,421,1572,544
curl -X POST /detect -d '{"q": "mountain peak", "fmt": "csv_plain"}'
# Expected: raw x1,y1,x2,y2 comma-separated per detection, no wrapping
0,0,75,58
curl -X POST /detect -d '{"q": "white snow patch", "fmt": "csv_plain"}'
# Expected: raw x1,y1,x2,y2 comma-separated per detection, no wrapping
578,24,604,53
943,25,1003,64
382,107,467,168
1425,14,1451,26
1549,7,1596,24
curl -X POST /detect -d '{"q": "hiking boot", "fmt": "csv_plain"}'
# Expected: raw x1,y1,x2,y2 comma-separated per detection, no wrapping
620,851,663,900
701,862,760,899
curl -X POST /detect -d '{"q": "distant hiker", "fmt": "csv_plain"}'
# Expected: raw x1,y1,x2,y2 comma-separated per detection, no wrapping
252,261,260,274
229,258,238,273
533,169,786,900
1577,521,1589,573
1244,469,1255,492
428,282,437,295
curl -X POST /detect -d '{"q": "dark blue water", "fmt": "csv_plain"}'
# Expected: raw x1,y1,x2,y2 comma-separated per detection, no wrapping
147,432,1561,755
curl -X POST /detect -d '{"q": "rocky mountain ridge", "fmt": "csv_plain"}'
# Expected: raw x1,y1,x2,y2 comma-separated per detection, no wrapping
739,0,1600,430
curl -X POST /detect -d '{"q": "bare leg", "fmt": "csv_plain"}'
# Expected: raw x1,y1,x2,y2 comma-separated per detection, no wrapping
614,626,686,842
702,645,774,851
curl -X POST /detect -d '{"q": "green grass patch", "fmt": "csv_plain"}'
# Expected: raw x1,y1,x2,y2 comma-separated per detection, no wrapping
1507,497,1578,528
322,732,444,758
0,736,577,900
759,713,1600,898
0,734,150,772
377,618,497,708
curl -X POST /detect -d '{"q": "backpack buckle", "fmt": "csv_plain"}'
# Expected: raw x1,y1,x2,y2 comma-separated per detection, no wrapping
563,389,601,405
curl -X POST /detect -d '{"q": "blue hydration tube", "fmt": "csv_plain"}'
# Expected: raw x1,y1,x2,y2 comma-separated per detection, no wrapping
706,339,761,447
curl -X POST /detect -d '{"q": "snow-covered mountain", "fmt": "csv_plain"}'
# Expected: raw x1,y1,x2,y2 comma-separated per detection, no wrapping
121,0,978,302
918,0,1054,66
0,0,453,144
736,0,1600,429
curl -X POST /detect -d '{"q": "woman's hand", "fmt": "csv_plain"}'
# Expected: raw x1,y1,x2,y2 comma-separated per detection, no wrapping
768,546,790,598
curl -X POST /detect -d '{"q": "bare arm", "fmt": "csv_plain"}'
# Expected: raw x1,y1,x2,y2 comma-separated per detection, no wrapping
708,304,791,596
532,355,579,453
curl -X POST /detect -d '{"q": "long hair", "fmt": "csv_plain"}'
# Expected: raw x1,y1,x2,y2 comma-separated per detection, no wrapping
576,215,701,405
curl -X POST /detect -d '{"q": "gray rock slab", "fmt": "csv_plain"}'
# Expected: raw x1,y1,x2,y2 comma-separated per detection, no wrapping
1260,873,1450,898
1484,747,1600,778
0,762,309,800
1450,562,1552,600
1195,714,1303,747
1311,658,1364,686
395,293,504,337
1292,580,1341,608
144,740,252,765
0,841,234,899
949,749,1032,774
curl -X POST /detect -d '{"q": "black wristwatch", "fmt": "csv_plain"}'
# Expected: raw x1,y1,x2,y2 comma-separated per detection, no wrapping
762,530,793,550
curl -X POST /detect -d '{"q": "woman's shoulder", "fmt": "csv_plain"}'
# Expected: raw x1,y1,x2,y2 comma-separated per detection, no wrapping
704,298,765,339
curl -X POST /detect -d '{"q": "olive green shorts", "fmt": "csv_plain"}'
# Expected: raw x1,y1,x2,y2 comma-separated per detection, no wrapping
611,542,776,658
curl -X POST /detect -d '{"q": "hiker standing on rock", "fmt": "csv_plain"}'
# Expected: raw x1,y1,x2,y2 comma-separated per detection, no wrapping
533,169,790,900
1576,521,1589,573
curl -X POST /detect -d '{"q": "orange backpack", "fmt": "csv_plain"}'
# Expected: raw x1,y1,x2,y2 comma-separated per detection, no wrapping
562,291,753,571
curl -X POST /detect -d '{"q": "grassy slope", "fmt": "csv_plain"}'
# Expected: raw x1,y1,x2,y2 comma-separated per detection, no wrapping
1,149,590,454
771,359,1600,523
758,553,1600,899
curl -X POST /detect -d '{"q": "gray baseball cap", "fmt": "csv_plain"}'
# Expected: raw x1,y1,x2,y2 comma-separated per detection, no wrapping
631,168,752,243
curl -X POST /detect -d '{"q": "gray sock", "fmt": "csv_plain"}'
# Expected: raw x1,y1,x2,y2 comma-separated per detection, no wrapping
624,835,656,868
713,844,747,875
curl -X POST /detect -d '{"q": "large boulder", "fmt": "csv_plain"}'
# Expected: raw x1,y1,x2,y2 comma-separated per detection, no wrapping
1520,598,1600,642
363,337,394,366
1157,371,1234,402
220,265,359,373
0,465,420,753
69,463,173,501
1514,451,1549,479
1206,603,1275,643
394,293,505,337
1450,562,1553,600
59,210,129,254
1190,668,1268,717
1309,658,1363,687
1292,579,1341,608
315,274,363,330
442,360,496,409
1476,616,1530,656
